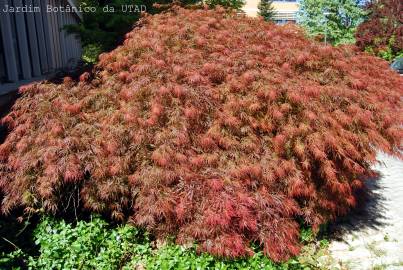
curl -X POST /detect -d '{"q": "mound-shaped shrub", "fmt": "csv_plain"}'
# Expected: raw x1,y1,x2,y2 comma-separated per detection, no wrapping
1,7,402,261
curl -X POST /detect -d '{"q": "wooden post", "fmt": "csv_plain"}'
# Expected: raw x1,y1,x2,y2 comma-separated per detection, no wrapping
42,0,55,72
33,0,49,73
0,0,19,82
13,0,32,79
25,0,42,77
58,3,67,67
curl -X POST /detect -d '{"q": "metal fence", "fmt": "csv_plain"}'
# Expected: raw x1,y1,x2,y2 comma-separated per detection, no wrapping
0,0,82,91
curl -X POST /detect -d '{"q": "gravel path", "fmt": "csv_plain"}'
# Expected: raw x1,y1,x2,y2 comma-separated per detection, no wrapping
329,152,403,270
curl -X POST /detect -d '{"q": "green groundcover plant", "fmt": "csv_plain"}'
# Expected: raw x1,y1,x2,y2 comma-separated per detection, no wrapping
0,216,335,270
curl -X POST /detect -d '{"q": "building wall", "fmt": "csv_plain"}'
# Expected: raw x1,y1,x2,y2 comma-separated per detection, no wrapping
243,0,261,17
272,1,299,23
243,0,299,23
0,0,82,94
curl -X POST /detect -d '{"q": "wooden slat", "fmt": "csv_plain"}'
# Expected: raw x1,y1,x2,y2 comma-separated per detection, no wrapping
33,0,49,73
67,15,74,59
13,0,32,79
73,17,79,59
48,0,56,68
61,12,69,64
58,2,67,67
67,8,75,61
65,13,72,63
69,15,78,60
77,33,81,57
41,0,55,71
0,41,5,81
47,0,57,69
0,0,18,82
52,0,62,68
25,0,41,77
75,14,81,59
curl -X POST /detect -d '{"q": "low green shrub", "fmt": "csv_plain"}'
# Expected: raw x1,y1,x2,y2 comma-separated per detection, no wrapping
82,44,104,64
0,249,25,270
27,217,148,270
1,216,337,270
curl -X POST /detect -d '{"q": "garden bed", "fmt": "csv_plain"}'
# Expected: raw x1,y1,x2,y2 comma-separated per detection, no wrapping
0,6,402,264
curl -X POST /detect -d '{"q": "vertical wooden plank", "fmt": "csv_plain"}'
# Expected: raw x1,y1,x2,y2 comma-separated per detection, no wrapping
51,0,61,69
69,15,77,60
66,14,73,63
65,14,71,63
0,0,19,82
75,16,81,59
42,0,55,71
66,12,71,66
33,0,49,73
67,12,81,65
0,38,5,82
48,0,55,68
62,12,69,64
52,0,62,69
57,0,63,68
9,12,23,78
67,15,74,59
47,0,56,69
25,0,41,77
58,2,67,67
66,10,73,63
73,17,78,60
78,37,82,56
13,0,32,79
0,28,5,82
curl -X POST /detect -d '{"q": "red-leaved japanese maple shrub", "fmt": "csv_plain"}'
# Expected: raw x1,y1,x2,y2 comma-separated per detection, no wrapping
0,7,402,262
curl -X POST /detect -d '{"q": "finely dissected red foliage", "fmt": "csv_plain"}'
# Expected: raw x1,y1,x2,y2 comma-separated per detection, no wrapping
1,7,402,261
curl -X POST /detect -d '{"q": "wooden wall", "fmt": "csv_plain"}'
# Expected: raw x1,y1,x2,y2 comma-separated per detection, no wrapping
0,0,82,89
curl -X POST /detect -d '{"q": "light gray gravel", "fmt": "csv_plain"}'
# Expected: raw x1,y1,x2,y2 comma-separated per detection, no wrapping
329,152,403,270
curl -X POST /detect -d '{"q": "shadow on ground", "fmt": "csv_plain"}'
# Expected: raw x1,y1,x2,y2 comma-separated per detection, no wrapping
328,172,388,241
